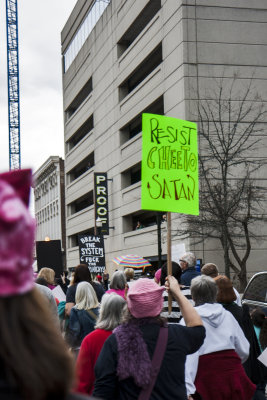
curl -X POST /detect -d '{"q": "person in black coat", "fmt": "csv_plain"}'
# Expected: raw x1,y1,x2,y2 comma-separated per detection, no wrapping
214,275,265,387
251,308,267,400
93,277,205,400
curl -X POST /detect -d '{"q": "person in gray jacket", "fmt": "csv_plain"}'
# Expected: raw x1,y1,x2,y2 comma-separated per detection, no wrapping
35,282,59,326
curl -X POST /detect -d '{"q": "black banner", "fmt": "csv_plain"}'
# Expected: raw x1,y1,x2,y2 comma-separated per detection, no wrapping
94,172,109,235
36,240,63,278
78,234,105,274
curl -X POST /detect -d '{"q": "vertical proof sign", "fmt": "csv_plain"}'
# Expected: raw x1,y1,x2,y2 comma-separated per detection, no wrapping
94,172,109,235
141,113,199,215
78,234,105,274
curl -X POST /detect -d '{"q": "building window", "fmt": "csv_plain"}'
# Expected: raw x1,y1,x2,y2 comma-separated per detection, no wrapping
117,0,161,57
56,200,59,215
119,44,162,101
67,152,95,184
120,96,164,145
121,162,141,189
63,0,111,72
123,211,160,233
68,191,94,215
65,77,93,121
66,114,94,152
68,228,94,247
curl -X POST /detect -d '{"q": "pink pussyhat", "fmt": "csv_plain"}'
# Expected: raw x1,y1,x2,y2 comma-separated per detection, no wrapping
127,278,165,318
0,169,35,296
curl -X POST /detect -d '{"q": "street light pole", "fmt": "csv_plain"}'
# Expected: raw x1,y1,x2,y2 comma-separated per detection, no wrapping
156,212,162,269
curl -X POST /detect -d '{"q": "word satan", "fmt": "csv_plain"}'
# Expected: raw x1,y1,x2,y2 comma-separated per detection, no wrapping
141,113,199,215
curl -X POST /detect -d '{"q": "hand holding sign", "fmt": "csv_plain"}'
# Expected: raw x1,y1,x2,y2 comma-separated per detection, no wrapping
141,114,198,315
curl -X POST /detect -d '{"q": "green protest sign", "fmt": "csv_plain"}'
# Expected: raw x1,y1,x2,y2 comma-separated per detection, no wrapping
141,113,199,215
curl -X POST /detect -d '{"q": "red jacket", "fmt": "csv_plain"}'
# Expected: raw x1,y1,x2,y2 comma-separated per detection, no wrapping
75,329,112,395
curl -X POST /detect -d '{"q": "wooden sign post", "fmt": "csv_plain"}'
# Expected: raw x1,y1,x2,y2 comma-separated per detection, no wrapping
167,212,172,314
141,113,199,315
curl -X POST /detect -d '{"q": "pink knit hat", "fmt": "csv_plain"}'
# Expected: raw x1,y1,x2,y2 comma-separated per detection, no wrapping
127,278,165,318
0,169,35,296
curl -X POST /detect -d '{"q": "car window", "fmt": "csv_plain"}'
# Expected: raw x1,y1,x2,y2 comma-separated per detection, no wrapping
243,273,267,302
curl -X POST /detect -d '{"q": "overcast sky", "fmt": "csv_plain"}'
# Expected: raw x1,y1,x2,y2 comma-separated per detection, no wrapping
0,0,77,174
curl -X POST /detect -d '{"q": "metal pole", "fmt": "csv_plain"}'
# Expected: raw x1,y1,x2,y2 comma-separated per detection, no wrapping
156,213,162,269
167,212,172,314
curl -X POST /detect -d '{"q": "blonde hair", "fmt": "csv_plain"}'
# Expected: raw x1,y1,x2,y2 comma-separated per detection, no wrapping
75,282,99,310
37,268,55,285
124,268,134,281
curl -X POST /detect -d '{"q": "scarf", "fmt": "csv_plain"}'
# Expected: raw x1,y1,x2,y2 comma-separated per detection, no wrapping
113,318,162,388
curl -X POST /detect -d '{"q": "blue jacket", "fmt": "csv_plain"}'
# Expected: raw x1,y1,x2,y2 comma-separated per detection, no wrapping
66,307,99,348
181,267,200,286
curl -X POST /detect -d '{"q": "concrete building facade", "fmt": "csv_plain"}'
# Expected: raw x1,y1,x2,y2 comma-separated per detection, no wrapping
33,156,66,259
61,0,267,276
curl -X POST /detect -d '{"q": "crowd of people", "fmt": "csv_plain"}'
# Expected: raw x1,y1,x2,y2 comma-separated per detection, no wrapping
0,169,267,400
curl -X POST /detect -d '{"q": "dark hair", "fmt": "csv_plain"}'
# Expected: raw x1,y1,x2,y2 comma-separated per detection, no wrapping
0,288,74,400
121,305,166,327
73,264,92,284
35,277,48,287
55,277,63,286
251,308,265,328
214,275,237,304
160,262,181,286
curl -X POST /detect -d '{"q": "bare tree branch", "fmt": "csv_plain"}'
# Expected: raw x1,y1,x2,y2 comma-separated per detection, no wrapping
174,76,267,291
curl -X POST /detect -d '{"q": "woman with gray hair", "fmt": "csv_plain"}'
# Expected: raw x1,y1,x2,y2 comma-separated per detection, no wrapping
106,270,127,298
181,275,256,400
75,293,126,395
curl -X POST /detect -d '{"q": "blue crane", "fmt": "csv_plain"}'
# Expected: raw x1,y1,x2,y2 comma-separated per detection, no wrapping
6,0,21,170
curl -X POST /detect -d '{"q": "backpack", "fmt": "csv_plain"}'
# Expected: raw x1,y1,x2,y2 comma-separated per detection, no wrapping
57,301,69,333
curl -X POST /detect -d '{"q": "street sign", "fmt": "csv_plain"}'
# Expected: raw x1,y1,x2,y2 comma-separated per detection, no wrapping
94,172,109,235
